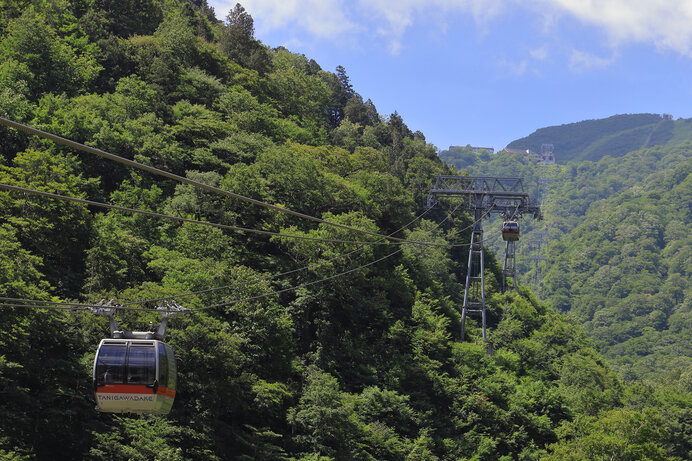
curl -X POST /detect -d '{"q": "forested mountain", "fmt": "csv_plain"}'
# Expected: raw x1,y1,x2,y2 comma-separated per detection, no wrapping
541,146,691,380
453,140,691,381
505,113,692,163
0,1,690,460
443,139,692,453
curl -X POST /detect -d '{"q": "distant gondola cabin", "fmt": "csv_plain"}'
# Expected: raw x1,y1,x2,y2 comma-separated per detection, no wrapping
93,339,176,414
501,221,520,241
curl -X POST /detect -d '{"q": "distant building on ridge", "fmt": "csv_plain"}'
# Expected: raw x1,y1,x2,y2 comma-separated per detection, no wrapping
501,145,555,165
540,144,555,164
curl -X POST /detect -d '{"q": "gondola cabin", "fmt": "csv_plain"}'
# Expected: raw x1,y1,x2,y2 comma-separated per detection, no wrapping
501,221,520,241
93,339,176,414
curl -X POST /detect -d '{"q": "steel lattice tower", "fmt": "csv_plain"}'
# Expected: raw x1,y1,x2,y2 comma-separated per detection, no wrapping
502,240,518,293
428,176,541,341
524,230,548,300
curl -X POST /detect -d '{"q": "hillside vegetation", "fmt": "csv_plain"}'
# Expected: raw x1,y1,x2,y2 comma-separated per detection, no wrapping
541,146,692,380
0,1,690,459
448,140,691,378
505,113,692,163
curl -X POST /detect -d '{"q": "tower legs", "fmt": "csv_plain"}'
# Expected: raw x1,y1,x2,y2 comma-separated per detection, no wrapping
461,215,485,342
502,240,518,293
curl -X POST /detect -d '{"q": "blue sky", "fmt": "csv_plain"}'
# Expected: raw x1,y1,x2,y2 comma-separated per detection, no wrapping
208,1,692,151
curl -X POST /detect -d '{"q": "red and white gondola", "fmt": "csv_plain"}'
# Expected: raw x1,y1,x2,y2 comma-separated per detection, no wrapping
501,221,520,241
93,338,176,414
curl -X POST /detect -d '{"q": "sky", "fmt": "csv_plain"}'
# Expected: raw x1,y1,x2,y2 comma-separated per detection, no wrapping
208,0,692,152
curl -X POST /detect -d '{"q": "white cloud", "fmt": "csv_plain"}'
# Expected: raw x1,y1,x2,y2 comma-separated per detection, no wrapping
358,0,507,54
530,46,549,61
211,0,508,55
359,0,692,60
545,0,692,56
569,49,616,72
210,0,692,59
498,58,529,76
209,0,356,39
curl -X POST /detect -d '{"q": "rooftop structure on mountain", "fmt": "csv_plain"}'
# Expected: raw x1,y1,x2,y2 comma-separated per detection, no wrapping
502,147,555,165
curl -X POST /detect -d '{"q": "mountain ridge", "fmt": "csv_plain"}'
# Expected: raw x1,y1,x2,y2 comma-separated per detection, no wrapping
505,113,692,163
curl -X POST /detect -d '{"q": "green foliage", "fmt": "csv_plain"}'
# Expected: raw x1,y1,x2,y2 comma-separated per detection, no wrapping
218,3,271,74
2,1,688,459
539,147,692,379
86,0,163,38
545,409,675,460
0,5,101,98
173,66,225,107
89,416,186,460
288,368,363,459
438,145,492,170
0,149,96,296
0,223,49,298
461,139,692,381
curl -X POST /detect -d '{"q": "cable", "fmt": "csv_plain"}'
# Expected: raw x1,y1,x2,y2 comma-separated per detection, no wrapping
0,182,465,248
125,198,488,307
0,297,181,312
0,200,478,314
0,120,503,313
0,302,89,311
120,202,440,306
0,117,442,244
197,248,403,311
188,201,466,311
0,183,396,246
445,206,494,238
0,297,94,307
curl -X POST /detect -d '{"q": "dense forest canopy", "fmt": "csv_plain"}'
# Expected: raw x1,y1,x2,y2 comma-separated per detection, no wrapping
0,1,690,459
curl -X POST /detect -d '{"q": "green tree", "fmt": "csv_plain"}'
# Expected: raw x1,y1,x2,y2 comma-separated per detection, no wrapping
545,409,674,460
0,149,97,296
219,3,271,74
287,368,364,460
0,6,101,98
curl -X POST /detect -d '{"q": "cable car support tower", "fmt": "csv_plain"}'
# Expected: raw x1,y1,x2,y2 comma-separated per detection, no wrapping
428,176,541,342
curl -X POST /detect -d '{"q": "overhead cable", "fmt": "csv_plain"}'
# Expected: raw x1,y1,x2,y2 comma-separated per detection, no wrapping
0,182,479,248
0,183,408,246
0,301,90,311
187,200,468,312
0,296,93,308
0,202,467,314
197,248,403,311
121,202,440,306
124,199,488,307
0,117,444,244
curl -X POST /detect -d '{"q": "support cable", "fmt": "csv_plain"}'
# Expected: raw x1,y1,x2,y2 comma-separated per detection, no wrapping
0,302,90,311
0,117,445,244
120,202,440,306
0,182,479,248
124,198,486,306
185,200,466,312
0,297,94,307
0,183,425,246
0,201,469,313
445,206,494,239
